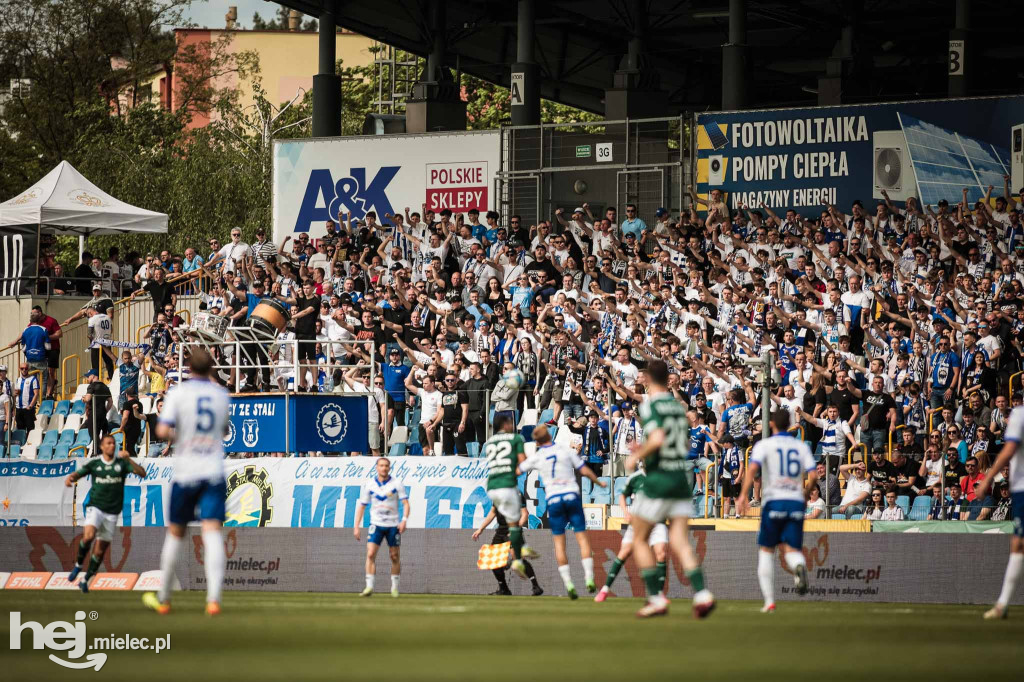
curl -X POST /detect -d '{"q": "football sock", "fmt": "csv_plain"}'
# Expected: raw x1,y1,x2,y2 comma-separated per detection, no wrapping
784,551,807,572
202,528,225,604
492,569,509,591
605,557,625,588
509,526,524,560
685,567,706,594
996,553,1023,609
523,560,540,588
582,557,594,583
75,540,91,566
641,567,661,597
656,561,667,593
157,533,181,604
557,564,574,590
365,574,375,591
391,574,400,591
757,551,774,607
84,554,102,580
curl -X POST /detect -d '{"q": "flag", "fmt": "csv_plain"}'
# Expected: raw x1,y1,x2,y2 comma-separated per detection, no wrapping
476,542,511,570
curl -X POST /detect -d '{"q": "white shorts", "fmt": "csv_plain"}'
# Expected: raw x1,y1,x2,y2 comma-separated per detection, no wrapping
622,521,669,546
632,491,695,524
487,488,521,521
84,507,119,542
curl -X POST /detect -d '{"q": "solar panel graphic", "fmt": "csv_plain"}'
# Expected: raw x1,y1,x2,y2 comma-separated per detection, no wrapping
898,113,1011,207
702,117,730,150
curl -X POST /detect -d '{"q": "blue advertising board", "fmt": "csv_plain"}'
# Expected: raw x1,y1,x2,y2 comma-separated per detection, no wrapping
224,394,369,454
693,95,1024,214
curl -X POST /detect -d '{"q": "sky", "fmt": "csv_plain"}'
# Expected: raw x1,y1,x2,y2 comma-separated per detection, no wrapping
184,0,282,29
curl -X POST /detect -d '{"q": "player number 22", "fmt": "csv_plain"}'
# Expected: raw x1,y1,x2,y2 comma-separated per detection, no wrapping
776,448,801,476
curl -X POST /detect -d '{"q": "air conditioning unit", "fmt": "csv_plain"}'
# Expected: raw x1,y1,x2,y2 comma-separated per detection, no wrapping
872,130,914,202
1012,124,1024,197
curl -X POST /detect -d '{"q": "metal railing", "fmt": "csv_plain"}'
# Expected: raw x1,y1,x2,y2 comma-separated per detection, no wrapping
61,354,80,400
1010,371,1023,402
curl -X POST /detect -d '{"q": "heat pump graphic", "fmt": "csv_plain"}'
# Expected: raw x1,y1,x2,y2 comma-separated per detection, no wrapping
873,130,913,201
708,154,725,186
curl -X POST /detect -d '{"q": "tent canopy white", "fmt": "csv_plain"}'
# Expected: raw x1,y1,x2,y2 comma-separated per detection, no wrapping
0,161,168,235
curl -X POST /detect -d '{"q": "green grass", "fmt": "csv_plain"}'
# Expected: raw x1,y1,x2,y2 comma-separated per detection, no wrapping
2,591,1021,681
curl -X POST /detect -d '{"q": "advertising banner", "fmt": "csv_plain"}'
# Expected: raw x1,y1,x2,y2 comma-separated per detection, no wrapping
273,130,501,242
693,95,1024,213
223,394,368,454
1,526,1021,605
872,520,1016,533
0,460,77,526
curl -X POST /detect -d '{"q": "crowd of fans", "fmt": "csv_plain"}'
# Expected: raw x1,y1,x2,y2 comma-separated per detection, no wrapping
4,178,1024,521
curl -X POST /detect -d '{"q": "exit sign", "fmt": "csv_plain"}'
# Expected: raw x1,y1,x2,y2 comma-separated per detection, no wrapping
575,145,591,158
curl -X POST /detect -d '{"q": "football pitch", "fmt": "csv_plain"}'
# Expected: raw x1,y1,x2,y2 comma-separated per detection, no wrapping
2,591,1020,681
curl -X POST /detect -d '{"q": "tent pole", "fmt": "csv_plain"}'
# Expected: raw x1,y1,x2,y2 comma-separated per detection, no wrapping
78,235,85,262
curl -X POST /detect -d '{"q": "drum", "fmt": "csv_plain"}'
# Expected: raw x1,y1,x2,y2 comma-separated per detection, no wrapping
191,312,228,341
250,298,290,338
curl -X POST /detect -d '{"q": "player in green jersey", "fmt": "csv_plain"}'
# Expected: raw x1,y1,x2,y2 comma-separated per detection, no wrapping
484,413,539,580
64,434,146,593
625,360,715,619
594,467,669,602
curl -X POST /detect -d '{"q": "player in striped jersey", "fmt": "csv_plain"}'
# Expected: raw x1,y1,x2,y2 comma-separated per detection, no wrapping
520,425,606,599
976,405,1024,619
143,349,231,616
737,411,817,613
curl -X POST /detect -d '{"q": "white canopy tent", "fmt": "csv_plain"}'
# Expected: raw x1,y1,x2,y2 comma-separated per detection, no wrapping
0,160,168,234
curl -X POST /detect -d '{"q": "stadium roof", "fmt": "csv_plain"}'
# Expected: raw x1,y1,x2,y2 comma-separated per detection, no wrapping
272,0,1023,115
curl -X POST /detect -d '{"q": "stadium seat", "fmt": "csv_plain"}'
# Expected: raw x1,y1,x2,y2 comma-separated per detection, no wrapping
70,400,86,416
42,429,59,446
387,426,408,447
73,383,88,400
59,429,76,444
896,495,910,517
548,426,558,441
591,476,612,504
909,496,931,521
20,443,37,460
388,443,407,457
64,414,83,432
538,408,555,424
613,476,630,501
54,400,71,416
36,444,54,461
520,425,535,442
832,513,847,520
48,413,65,432
33,413,50,432
850,514,863,520
406,443,423,456
139,396,154,414
76,430,92,448
518,409,538,428
10,429,26,446
0,445,5,458
26,429,43,447
55,445,71,460
465,442,480,458
38,399,54,417
694,494,706,517
9,444,21,458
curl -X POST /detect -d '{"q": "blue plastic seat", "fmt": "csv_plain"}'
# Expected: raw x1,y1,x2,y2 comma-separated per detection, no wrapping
909,495,931,521
0,445,5,458
9,444,21,458
54,400,71,416
832,512,847,520
896,495,910,517
36,444,54,461
42,429,60,446
850,513,863,520
613,476,630,501
538,409,555,424
70,400,86,416
520,425,535,442
38,400,55,417
55,445,71,460
75,430,92,448
694,494,706,517
589,476,611,504
465,442,480,458
59,429,76,444
10,429,26,446
548,426,558,441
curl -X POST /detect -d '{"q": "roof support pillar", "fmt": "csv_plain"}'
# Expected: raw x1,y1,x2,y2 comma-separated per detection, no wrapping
312,1,341,137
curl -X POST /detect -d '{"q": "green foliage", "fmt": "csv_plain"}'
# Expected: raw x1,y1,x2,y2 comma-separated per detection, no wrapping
250,8,318,32
462,74,602,128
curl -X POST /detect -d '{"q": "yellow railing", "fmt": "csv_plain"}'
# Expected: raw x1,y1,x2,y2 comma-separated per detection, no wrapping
69,445,88,459
27,368,44,401
1010,371,1023,403
703,461,716,519
788,425,804,440
176,308,192,325
848,442,866,465
61,354,81,400
889,425,906,460
136,324,153,345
